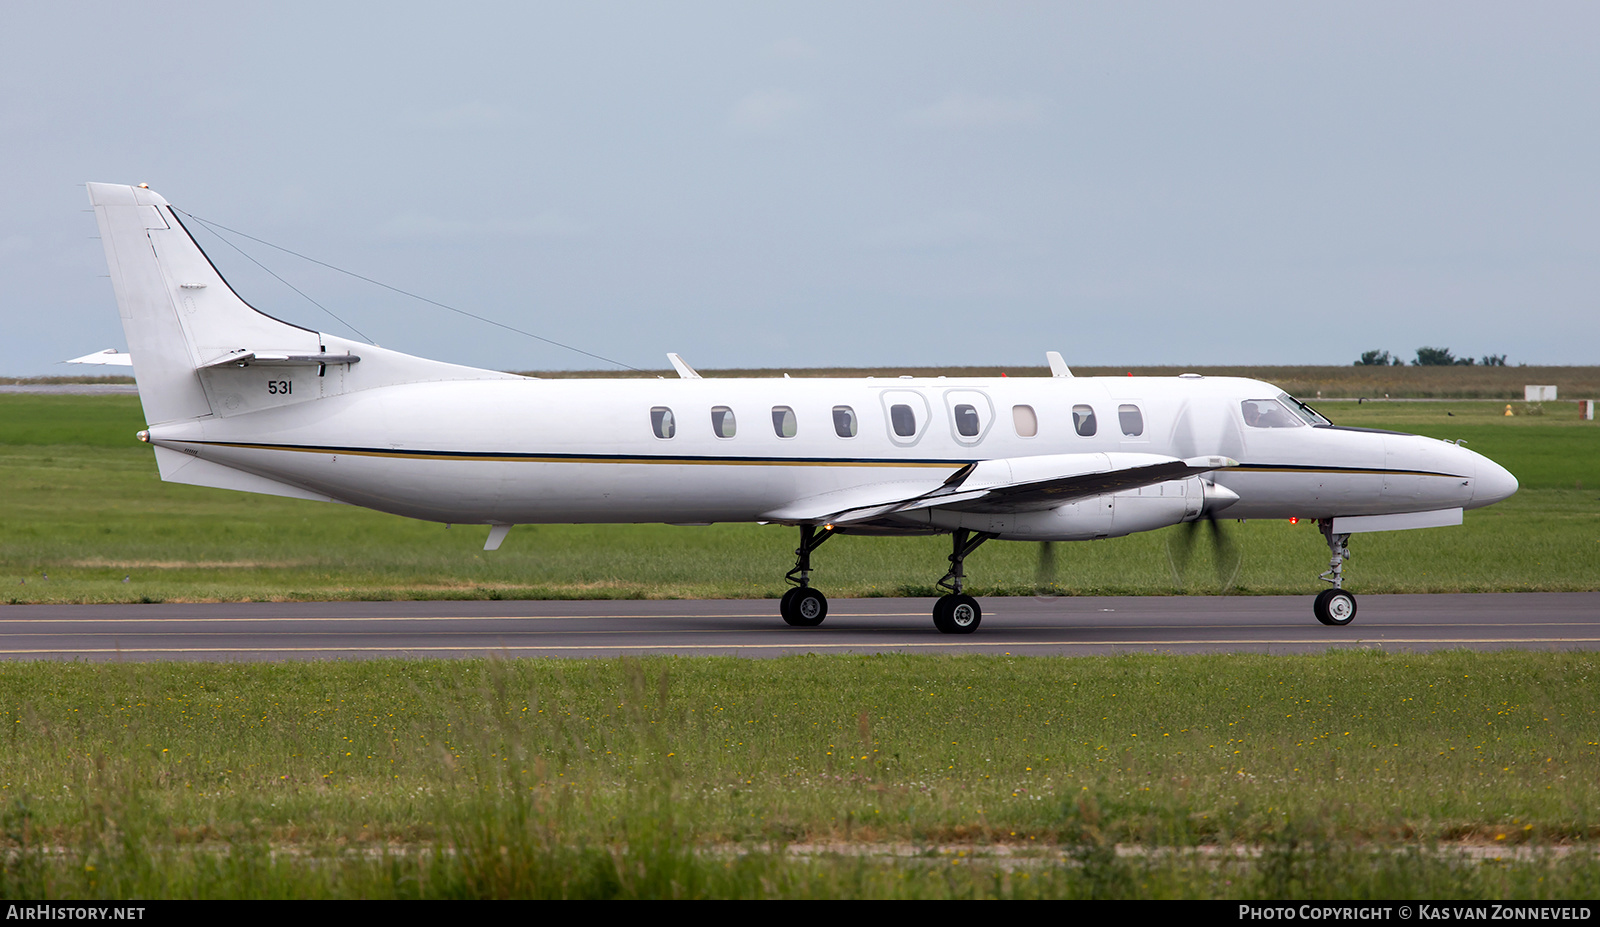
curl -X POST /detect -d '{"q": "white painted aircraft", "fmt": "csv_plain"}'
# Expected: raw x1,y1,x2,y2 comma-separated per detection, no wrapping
83,182,1518,632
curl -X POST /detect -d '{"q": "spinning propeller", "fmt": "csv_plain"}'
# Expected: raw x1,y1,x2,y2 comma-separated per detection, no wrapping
1166,512,1243,591
1035,541,1061,595
1167,477,1244,591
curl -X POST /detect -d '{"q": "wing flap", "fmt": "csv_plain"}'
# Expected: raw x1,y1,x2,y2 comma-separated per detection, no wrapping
760,477,956,524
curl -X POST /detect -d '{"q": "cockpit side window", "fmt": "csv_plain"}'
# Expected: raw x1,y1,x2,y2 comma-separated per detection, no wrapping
1241,398,1302,428
1118,404,1144,436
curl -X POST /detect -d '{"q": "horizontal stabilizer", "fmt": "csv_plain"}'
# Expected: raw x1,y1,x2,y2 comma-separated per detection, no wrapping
201,350,361,368
65,349,134,366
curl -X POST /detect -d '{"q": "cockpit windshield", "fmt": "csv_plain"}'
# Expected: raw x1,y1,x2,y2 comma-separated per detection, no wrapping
1242,398,1302,428
1279,392,1331,426
1241,393,1333,429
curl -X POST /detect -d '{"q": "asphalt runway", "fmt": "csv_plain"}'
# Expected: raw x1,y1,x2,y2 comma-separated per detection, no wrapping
0,592,1596,661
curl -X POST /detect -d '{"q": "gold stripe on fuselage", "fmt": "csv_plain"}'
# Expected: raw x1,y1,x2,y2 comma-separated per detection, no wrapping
181,442,1464,479
184,441,968,469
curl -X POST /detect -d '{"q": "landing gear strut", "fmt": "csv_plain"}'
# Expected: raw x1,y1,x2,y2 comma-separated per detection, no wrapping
1314,519,1356,626
780,525,835,627
932,528,994,634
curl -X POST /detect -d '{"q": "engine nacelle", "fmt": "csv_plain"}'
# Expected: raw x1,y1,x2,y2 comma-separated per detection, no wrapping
925,477,1209,541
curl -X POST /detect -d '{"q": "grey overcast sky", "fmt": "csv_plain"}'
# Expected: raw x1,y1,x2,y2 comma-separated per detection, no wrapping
3,2,1597,375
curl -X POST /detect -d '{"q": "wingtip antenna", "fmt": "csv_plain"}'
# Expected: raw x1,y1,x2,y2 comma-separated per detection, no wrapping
1046,351,1073,378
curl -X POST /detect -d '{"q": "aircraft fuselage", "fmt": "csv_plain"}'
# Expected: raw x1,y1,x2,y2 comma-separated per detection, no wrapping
143,373,1516,540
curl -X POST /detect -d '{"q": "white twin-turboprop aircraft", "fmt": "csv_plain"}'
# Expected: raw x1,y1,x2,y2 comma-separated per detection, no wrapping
83,182,1518,633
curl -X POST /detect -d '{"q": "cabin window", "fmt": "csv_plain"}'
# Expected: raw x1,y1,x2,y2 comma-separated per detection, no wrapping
711,406,737,438
890,403,917,437
942,390,992,445
650,407,676,439
1013,404,1037,437
832,405,858,437
1241,398,1302,428
953,404,980,437
1072,404,1097,437
1118,404,1144,436
772,406,797,438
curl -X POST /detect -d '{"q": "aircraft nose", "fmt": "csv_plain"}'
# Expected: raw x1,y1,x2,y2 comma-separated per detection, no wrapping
1471,454,1519,508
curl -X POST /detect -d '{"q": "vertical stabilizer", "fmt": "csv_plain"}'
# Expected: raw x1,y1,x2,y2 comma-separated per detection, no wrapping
89,182,526,429
87,182,322,425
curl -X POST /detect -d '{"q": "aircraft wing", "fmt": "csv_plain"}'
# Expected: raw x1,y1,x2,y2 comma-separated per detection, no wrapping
762,453,1236,525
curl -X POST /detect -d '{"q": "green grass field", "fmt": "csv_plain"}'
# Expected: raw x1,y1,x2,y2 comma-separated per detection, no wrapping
2,387,1599,897
1,392,1595,604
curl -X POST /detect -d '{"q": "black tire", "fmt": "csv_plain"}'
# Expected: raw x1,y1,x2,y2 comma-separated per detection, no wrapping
779,587,801,626
1313,588,1357,626
785,587,827,627
933,593,981,634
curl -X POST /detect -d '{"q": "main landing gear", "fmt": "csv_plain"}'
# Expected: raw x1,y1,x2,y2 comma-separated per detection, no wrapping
776,525,995,633
780,525,835,627
933,529,993,634
1314,519,1356,626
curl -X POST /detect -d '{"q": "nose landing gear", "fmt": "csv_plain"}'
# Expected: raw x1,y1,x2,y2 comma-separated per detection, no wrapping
1314,520,1356,626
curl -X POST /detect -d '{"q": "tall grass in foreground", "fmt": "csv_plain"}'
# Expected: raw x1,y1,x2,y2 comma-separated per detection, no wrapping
5,831,1599,899
0,652,1598,897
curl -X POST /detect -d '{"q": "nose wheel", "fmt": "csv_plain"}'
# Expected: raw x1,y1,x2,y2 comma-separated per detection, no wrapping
933,593,982,634
1313,588,1356,626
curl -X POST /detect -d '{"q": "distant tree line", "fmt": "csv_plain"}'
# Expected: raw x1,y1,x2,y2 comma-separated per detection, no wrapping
1356,348,1508,367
